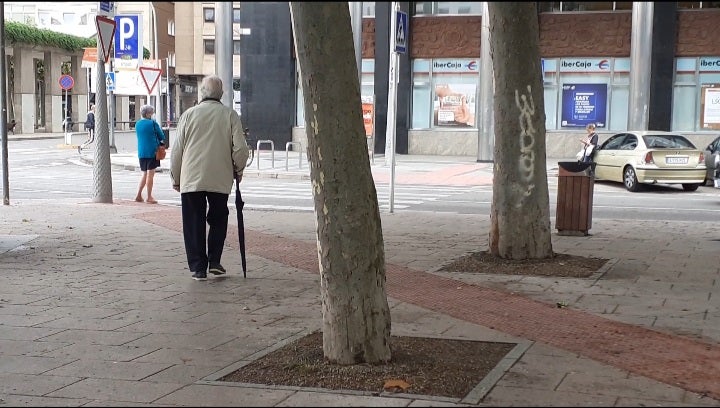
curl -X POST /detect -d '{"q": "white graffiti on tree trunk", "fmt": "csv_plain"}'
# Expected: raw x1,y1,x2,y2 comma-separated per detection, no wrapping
515,85,536,206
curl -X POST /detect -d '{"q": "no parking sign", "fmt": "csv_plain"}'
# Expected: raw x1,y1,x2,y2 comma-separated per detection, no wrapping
59,74,74,90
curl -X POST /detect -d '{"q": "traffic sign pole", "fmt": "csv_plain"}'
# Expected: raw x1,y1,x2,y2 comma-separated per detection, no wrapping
385,4,407,214
92,9,115,204
58,75,75,145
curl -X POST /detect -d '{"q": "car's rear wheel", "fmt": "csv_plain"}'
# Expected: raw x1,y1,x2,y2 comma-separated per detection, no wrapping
682,183,700,192
623,166,640,192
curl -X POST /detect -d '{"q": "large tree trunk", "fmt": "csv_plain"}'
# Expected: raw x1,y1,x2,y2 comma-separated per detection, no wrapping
289,2,391,365
487,3,553,260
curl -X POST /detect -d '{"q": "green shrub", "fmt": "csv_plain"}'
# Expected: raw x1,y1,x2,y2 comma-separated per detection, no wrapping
5,21,150,58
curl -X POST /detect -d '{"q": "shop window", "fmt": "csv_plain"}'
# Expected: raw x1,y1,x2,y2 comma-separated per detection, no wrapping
698,72,720,130
672,86,696,131
361,59,375,100
204,7,215,22
538,3,561,12
430,59,479,129
609,85,629,131
233,40,241,55
558,2,605,11
414,2,482,15
543,59,559,130
677,2,701,8
671,58,697,131
613,2,633,10
412,59,432,129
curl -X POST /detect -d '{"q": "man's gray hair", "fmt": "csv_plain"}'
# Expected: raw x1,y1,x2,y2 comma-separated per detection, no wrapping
140,104,154,118
200,75,224,100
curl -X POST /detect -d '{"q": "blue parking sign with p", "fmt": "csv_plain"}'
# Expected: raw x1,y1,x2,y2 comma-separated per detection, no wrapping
114,15,142,62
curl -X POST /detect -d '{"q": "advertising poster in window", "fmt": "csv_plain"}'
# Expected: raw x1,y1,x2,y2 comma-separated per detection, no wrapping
361,95,374,137
561,83,607,127
700,84,720,130
434,84,476,128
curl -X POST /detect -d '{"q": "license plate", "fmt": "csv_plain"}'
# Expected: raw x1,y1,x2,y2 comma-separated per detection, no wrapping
666,157,688,164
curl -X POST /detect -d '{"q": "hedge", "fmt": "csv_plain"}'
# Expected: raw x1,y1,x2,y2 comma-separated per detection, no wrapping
5,21,151,59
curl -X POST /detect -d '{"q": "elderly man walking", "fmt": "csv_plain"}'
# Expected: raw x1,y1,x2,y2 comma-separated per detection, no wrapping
170,75,249,281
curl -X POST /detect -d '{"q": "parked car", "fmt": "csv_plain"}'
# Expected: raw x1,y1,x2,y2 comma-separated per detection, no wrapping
703,135,720,186
592,131,706,192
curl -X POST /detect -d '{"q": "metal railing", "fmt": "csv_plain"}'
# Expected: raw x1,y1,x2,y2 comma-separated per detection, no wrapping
256,140,275,169
285,142,303,171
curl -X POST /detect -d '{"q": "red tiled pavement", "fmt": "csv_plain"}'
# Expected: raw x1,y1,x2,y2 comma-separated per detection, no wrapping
136,206,720,401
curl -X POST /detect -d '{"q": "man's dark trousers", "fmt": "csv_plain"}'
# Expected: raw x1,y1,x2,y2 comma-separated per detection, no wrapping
181,191,229,273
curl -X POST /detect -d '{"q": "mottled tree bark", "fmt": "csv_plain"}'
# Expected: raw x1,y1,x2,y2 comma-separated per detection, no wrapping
289,2,391,364
488,3,553,259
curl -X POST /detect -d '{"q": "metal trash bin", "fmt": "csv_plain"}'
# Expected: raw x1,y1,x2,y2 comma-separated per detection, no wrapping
556,161,595,236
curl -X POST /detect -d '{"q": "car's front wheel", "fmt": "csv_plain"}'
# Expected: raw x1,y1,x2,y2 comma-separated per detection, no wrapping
623,166,641,192
682,183,700,192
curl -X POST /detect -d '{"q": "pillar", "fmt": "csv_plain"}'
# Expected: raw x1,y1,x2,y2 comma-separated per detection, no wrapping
478,2,494,162
44,51,63,133
13,48,37,134
648,3,677,131
71,54,89,127
628,2,653,130
215,2,233,108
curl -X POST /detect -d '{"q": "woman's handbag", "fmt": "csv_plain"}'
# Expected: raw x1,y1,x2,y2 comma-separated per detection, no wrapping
156,145,167,160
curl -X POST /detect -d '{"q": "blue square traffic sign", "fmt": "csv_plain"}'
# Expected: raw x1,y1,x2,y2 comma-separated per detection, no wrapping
105,72,115,92
394,11,408,54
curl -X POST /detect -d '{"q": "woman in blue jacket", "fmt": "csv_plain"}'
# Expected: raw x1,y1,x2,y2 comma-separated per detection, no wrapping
134,104,166,204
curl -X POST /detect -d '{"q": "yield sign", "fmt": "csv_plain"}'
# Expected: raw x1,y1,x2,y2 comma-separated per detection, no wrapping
139,67,162,94
95,16,116,63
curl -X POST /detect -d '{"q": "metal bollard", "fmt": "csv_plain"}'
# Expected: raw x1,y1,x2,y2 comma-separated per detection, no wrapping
285,142,303,171
256,140,275,169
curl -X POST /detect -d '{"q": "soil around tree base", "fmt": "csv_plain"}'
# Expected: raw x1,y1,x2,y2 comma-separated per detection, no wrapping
219,331,517,399
438,251,609,278
218,252,608,400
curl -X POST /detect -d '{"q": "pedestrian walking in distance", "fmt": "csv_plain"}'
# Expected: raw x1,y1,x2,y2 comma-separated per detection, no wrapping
134,104,166,204
170,75,249,281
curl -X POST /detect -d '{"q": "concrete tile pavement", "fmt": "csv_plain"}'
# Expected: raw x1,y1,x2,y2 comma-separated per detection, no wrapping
0,131,718,406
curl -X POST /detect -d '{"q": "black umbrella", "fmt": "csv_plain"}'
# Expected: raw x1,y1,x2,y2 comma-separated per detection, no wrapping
235,178,247,278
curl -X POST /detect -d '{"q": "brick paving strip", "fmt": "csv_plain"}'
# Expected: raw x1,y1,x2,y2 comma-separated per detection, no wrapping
136,206,720,401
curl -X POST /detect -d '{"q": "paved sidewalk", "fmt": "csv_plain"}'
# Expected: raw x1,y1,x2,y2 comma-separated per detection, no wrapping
1,131,719,406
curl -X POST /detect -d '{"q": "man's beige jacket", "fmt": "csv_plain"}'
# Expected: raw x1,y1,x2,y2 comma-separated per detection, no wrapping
170,99,249,194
